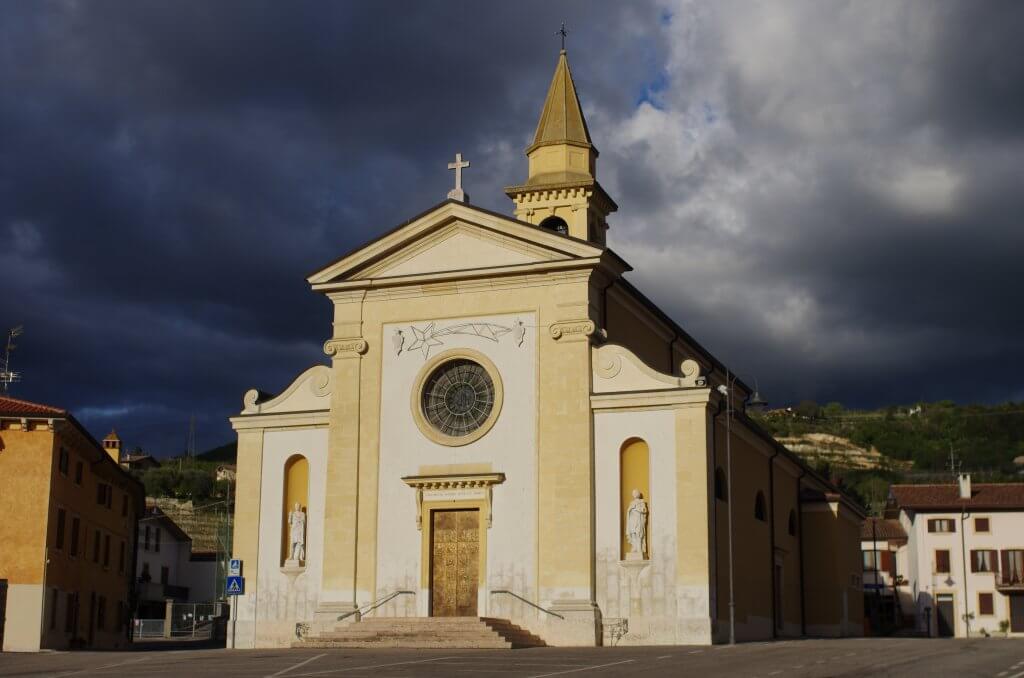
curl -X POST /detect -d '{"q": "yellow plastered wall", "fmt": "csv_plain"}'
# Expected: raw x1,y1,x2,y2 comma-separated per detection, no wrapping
281,454,309,565
604,293,673,375
771,465,803,634
712,419,773,635
0,423,54,586
620,438,650,559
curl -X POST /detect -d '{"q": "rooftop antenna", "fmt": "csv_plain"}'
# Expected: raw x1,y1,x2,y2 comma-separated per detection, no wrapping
1,325,23,393
946,443,962,480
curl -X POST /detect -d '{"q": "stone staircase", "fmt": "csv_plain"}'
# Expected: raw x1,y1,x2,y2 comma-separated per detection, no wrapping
293,616,547,649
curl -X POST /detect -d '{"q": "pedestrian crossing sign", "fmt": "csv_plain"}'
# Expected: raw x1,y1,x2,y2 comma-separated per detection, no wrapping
226,575,245,596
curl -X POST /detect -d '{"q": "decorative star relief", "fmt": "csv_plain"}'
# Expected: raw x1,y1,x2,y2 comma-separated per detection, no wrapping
402,320,528,359
407,323,445,358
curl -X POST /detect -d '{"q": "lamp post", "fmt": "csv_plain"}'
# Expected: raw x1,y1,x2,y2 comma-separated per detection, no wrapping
720,376,735,645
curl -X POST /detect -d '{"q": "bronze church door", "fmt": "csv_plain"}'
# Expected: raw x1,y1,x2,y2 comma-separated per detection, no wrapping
430,509,480,617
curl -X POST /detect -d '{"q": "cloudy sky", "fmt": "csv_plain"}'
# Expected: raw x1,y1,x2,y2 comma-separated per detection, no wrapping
2,1,1022,455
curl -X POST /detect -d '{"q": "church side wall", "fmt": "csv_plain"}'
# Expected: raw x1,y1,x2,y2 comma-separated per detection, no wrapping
712,418,774,641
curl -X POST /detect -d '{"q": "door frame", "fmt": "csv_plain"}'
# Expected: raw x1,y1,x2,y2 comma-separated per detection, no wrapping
421,500,488,617
934,591,956,637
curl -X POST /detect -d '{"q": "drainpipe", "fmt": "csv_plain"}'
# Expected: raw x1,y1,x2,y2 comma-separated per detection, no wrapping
960,507,971,638
768,449,780,639
797,471,807,636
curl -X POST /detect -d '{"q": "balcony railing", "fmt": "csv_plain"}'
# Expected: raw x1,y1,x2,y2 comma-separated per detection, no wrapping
996,571,1024,590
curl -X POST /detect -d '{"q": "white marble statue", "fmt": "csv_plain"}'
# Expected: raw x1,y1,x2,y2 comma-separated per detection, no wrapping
626,489,648,559
288,503,306,563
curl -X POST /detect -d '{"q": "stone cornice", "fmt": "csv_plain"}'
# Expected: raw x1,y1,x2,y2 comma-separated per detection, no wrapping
311,257,603,293
400,472,506,490
229,411,330,430
590,389,712,411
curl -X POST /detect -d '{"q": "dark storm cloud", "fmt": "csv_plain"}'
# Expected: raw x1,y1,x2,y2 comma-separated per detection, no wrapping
1,1,1021,454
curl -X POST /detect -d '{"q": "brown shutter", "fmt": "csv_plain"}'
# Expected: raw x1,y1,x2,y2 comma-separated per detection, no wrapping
970,550,979,573
1001,550,1010,576
936,550,950,573
927,519,935,533
979,593,994,616
881,551,893,572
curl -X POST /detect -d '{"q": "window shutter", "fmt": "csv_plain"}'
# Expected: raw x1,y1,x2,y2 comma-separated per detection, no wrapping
1001,550,1010,574
881,551,893,572
970,550,979,573
936,550,950,573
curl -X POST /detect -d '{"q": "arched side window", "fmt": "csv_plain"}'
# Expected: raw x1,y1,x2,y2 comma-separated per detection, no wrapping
620,438,650,559
754,491,767,522
281,454,309,566
714,467,728,502
539,215,569,236
788,509,797,536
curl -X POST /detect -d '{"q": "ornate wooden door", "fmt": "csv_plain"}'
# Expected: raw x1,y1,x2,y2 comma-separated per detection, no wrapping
430,509,480,617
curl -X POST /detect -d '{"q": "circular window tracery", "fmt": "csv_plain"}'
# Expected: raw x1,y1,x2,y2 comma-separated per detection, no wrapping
421,359,495,437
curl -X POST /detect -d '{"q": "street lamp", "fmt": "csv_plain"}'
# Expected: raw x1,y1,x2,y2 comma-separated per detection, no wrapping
717,371,738,645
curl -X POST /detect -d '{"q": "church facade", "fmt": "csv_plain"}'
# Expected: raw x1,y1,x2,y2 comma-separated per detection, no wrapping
229,51,864,648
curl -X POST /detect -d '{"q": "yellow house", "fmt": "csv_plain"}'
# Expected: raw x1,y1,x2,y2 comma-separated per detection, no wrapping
0,396,145,651
228,48,864,647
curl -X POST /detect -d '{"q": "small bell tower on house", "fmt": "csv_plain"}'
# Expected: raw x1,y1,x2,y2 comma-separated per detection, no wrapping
505,48,617,245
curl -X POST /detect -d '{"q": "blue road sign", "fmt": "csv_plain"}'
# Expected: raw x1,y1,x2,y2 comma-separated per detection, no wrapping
228,558,242,576
226,576,245,596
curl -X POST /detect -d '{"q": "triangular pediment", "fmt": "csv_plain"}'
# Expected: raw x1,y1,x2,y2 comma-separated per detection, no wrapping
308,200,609,286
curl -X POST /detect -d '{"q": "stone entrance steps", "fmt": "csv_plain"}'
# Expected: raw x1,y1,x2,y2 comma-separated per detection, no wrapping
293,616,547,649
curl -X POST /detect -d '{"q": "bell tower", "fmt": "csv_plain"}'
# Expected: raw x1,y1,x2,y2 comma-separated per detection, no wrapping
505,49,617,245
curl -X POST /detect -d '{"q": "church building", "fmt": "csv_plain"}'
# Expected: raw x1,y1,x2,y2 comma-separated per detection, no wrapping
229,49,864,648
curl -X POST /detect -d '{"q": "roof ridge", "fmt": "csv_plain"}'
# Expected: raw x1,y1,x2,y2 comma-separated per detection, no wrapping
0,394,66,414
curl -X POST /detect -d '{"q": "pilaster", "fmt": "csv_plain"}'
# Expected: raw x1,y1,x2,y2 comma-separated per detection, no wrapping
674,402,715,643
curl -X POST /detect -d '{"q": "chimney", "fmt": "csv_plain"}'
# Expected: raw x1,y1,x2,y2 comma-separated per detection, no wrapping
958,473,972,500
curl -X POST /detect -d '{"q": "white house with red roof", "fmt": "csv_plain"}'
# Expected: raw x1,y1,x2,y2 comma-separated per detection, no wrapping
880,475,1024,637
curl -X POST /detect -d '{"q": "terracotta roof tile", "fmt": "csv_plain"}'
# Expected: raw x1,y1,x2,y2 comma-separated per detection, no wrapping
861,517,907,540
889,483,1024,511
0,395,66,417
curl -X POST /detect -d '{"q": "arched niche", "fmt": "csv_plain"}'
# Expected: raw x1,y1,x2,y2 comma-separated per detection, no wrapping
620,438,650,559
281,454,309,566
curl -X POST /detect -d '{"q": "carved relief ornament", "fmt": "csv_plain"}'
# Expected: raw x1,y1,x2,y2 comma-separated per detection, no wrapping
549,319,597,342
323,337,368,358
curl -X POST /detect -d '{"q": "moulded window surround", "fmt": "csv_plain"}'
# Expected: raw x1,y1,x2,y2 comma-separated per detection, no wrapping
410,349,504,448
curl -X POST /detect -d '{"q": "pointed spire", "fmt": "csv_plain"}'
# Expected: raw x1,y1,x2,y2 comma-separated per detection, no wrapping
529,50,593,153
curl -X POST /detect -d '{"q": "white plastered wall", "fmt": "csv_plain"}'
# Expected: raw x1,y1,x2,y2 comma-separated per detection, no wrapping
376,312,537,620
1,584,43,652
250,427,328,646
594,409,681,644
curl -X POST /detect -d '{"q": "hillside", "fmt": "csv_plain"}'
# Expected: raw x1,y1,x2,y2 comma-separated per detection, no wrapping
752,400,1024,514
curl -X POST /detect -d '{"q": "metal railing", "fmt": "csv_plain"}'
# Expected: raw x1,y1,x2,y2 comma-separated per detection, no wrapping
489,590,565,619
133,619,165,640
337,590,416,622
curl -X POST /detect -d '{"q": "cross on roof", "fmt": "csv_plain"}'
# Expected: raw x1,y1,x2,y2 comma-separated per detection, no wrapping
447,152,470,203
556,22,568,51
